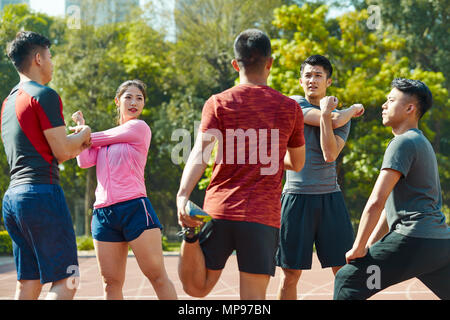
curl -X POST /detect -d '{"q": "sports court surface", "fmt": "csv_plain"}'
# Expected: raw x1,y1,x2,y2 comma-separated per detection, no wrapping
0,251,438,300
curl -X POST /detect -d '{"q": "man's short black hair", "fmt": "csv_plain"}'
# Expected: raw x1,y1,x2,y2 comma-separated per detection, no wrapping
234,29,271,73
300,55,333,78
6,31,51,73
391,78,433,119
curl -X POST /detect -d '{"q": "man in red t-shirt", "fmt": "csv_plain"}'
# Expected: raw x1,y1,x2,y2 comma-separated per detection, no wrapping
176,29,305,299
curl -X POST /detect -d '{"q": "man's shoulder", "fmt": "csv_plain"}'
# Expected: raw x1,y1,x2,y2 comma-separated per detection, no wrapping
22,82,60,105
212,85,298,110
289,95,317,109
391,129,423,145
386,131,420,156
22,81,56,95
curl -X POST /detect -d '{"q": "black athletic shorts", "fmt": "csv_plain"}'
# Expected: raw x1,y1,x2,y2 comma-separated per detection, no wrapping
199,219,279,276
276,192,355,269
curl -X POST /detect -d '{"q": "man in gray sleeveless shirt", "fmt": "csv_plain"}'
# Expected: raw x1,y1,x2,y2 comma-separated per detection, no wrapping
334,78,450,300
276,55,365,300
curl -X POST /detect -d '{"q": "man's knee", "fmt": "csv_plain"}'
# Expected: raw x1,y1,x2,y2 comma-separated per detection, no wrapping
182,282,211,298
333,266,370,300
333,269,351,300
281,268,302,286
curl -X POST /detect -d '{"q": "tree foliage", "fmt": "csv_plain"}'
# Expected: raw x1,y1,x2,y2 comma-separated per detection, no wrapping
269,3,449,222
0,1,448,233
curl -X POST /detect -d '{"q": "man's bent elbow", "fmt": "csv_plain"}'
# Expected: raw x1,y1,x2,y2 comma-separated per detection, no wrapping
323,153,338,163
54,147,80,164
53,151,71,164
292,159,305,172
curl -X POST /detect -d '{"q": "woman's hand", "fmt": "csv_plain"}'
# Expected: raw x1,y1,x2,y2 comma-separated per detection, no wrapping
72,110,85,126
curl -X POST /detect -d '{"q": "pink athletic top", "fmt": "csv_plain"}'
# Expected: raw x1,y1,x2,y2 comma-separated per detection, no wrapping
77,119,151,209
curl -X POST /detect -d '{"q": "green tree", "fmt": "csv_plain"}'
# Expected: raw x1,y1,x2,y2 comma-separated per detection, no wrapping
112,19,181,229
0,4,65,103
154,0,305,227
0,4,65,230
51,22,128,234
173,0,293,96
52,4,178,233
269,3,449,223
362,0,450,221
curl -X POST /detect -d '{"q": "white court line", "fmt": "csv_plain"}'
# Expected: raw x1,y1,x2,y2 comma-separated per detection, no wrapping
0,290,434,301
298,280,334,300
406,278,418,300
216,278,240,295
134,277,148,300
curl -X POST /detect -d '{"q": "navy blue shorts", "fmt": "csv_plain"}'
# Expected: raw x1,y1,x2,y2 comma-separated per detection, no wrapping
92,197,163,242
2,184,78,284
276,192,354,269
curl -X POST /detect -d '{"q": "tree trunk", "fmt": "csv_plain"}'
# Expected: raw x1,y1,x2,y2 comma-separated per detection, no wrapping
84,167,97,236
74,198,85,236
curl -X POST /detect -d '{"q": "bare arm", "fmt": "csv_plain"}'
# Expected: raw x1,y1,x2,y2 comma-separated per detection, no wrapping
304,108,341,128
333,104,364,128
366,209,389,248
346,169,401,262
319,96,346,162
303,104,364,129
177,131,216,227
284,145,305,172
44,125,91,164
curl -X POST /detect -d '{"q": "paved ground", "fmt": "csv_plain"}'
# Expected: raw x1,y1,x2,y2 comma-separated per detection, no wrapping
0,252,438,300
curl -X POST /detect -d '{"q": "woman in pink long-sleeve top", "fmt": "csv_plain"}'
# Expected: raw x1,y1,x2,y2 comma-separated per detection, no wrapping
73,80,177,300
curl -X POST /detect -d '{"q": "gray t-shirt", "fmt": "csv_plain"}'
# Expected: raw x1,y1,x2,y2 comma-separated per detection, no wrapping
382,129,450,239
283,96,351,194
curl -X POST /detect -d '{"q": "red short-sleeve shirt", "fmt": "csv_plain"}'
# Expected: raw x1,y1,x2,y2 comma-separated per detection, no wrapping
200,84,304,228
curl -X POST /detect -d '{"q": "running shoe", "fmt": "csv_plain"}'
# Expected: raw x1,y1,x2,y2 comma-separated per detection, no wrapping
185,200,212,223
177,201,211,242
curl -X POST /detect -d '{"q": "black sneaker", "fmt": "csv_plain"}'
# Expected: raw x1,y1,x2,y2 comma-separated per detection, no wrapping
185,201,212,223
177,225,202,243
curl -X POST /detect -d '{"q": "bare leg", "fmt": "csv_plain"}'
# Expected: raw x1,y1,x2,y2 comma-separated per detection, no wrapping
332,266,343,276
129,229,177,300
178,240,222,297
240,272,271,300
15,280,43,300
94,240,128,300
277,268,302,300
46,278,77,300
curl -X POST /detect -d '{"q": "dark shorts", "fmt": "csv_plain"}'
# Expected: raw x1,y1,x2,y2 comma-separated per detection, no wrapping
276,192,354,269
334,232,450,300
2,184,78,284
92,197,162,242
199,219,279,276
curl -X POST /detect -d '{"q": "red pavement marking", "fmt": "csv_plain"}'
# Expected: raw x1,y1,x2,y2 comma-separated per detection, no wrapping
0,253,438,300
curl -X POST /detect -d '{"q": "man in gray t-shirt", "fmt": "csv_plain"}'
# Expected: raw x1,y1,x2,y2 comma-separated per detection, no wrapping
284,95,351,194
382,129,448,239
277,55,365,300
334,78,450,300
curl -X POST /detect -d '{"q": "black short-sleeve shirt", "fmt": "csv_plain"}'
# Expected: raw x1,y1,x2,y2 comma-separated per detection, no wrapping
1,81,66,187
